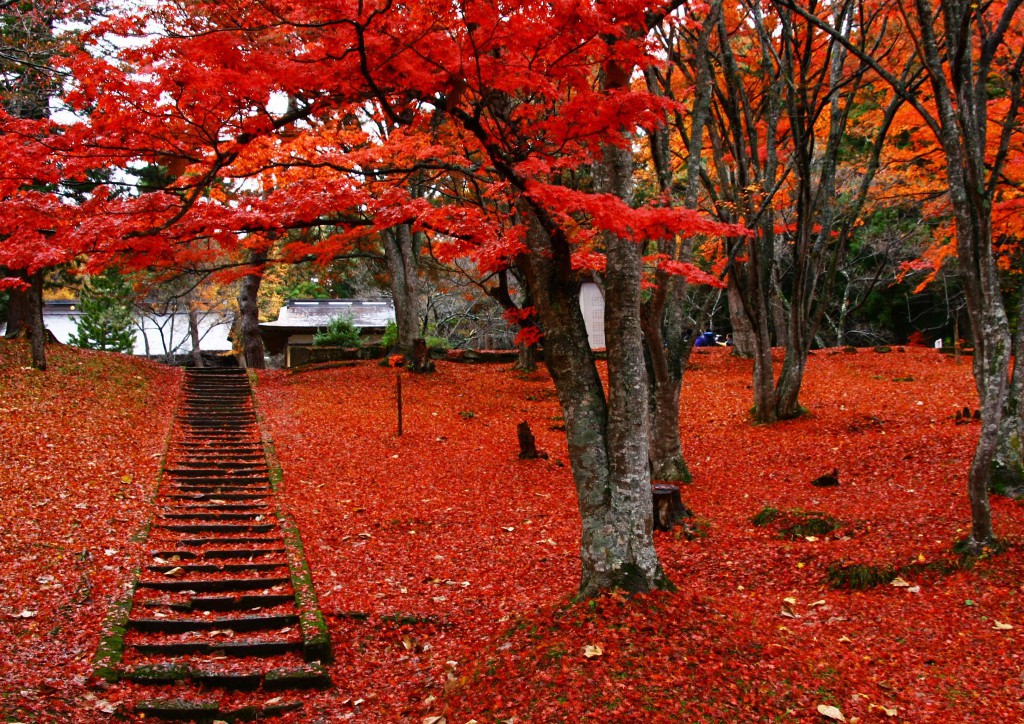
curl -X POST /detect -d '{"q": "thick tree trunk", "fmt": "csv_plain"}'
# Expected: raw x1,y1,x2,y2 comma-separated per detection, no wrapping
991,292,1024,495
728,277,755,358
382,223,422,359
770,270,790,348
774,347,808,420
27,272,46,371
187,301,204,368
520,199,667,599
237,252,266,369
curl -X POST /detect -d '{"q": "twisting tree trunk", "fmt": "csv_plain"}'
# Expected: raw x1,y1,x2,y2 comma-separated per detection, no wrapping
236,250,267,369
520,199,667,598
640,2,718,481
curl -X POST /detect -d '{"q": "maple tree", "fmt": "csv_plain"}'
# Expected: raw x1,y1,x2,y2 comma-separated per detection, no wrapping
789,0,1024,548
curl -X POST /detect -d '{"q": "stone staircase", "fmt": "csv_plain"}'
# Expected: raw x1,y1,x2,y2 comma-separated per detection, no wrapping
94,368,331,720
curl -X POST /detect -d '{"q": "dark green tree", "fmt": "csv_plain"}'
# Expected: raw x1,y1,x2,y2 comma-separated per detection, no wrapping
69,269,137,353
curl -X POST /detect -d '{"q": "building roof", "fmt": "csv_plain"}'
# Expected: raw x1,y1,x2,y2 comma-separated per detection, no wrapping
260,299,395,330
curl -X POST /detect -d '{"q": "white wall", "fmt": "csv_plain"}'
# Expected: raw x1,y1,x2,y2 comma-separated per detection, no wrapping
42,309,234,357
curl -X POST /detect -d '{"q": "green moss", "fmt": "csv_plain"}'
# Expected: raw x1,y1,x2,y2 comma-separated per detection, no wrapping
826,562,896,590
124,663,191,683
380,613,439,625
278,512,333,663
779,513,839,539
752,506,780,526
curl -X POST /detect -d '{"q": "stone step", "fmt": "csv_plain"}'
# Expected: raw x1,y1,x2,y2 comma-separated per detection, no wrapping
146,562,286,574
159,523,277,534
124,660,328,691
165,492,268,501
128,613,299,634
137,576,291,592
159,512,269,521
204,548,286,559
130,636,302,657
163,536,281,547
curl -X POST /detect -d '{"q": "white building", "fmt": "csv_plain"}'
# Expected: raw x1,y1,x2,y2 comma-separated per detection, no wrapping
22,300,235,358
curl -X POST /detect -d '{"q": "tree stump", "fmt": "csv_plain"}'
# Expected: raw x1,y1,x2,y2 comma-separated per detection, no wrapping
652,483,692,532
517,421,547,459
409,337,435,373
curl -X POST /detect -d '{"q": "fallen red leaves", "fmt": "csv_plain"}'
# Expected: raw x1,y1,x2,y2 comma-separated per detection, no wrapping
0,340,179,721
251,346,1024,722
3,342,1023,722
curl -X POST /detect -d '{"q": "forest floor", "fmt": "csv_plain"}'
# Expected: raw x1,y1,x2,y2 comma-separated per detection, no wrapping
1,340,1022,722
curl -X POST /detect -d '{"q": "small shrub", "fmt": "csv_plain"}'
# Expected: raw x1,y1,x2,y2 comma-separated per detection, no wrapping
380,320,398,349
425,335,450,351
313,315,362,348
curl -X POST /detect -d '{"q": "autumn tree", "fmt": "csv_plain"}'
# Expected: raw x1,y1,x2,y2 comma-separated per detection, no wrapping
38,0,748,596
789,0,1024,550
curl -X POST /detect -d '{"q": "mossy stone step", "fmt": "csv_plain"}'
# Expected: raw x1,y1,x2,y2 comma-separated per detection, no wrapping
139,592,294,612
204,548,286,559
129,612,299,633
190,593,295,611
131,637,301,657
135,698,219,720
147,562,285,574
170,536,280,546
160,512,269,521
160,523,276,534
138,576,290,592
165,493,267,501
148,561,284,573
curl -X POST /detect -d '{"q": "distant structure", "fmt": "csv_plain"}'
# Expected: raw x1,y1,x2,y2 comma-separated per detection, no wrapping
259,298,396,367
2,300,234,359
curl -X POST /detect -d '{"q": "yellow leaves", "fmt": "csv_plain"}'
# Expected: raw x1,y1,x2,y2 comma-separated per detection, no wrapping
583,643,603,658
993,621,1013,631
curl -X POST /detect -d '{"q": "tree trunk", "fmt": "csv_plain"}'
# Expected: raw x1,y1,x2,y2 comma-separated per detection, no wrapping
991,290,1024,495
515,341,537,372
5,272,34,339
237,251,267,369
520,199,667,599
382,223,422,358
27,271,46,371
187,300,204,368
728,276,756,358
774,347,808,420
770,269,790,348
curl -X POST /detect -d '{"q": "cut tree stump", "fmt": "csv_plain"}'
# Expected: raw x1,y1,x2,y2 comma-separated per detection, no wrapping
652,483,692,532
517,421,547,459
409,338,435,373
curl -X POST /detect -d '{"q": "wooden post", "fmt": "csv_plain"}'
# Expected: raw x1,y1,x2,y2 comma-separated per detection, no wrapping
396,372,403,436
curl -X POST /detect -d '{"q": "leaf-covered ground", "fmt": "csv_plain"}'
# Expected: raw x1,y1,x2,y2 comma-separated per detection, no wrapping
252,347,1024,723
0,341,180,721
3,342,1023,722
